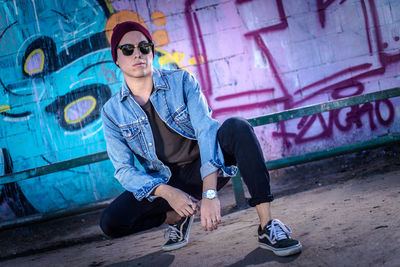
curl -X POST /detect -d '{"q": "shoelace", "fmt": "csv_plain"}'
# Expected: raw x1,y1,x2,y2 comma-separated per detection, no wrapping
267,219,292,242
164,224,182,242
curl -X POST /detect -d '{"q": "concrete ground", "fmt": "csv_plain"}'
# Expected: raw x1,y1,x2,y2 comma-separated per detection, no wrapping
1,147,400,266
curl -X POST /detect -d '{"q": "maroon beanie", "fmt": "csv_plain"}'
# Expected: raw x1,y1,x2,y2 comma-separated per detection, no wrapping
111,21,154,64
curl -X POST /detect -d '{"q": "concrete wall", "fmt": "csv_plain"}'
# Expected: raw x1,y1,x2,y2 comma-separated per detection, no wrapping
0,0,399,222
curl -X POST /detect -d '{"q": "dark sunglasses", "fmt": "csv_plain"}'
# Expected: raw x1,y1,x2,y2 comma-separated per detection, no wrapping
117,41,154,56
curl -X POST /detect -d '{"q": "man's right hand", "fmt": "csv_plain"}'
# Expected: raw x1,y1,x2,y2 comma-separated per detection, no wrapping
153,184,199,217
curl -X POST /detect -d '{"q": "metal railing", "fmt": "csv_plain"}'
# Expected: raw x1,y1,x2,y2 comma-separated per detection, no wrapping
231,87,400,206
1,87,399,227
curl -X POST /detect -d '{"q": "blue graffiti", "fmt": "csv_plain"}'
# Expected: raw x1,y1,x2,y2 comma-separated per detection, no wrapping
0,0,179,221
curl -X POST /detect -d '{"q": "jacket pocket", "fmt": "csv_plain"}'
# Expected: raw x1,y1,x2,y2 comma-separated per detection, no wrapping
172,106,195,137
121,124,140,140
172,105,191,123
120,123,146,156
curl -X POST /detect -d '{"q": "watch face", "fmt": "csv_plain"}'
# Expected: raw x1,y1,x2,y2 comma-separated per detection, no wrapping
206,190,216,199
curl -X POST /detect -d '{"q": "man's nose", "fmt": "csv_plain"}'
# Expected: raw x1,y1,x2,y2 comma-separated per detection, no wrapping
132,46,142,57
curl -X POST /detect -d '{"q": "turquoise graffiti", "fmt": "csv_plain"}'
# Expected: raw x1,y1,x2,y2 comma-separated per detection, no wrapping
0,0,179,222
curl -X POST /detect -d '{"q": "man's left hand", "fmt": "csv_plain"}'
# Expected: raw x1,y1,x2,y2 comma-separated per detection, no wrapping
200,197,221,231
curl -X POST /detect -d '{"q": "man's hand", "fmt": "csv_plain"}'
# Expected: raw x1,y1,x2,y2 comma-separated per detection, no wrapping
153,184,199,217
200,171,221,231
201,197,221,231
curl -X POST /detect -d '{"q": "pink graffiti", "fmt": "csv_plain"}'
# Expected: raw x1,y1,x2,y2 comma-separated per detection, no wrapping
272,84,395,145
185,0,213,106
317,0,349,28
184,0,399,149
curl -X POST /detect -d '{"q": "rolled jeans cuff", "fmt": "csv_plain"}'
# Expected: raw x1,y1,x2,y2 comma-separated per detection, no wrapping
248,194,274,207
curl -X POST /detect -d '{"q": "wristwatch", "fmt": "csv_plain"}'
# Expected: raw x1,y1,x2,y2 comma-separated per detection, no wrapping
202,189,218,200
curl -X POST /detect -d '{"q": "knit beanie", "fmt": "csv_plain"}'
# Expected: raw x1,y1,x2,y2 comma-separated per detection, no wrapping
110,21,154,64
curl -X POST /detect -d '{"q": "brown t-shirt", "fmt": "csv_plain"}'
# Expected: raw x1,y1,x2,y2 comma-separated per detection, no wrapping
141,100,200,166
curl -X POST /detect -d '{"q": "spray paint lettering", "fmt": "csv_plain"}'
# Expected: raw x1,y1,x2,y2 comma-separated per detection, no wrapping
185,0,398,149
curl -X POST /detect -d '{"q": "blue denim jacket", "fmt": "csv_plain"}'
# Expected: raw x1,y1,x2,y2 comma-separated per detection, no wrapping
101,68,237,201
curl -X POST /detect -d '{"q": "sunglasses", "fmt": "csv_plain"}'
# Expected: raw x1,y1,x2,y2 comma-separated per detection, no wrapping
117,41,154,56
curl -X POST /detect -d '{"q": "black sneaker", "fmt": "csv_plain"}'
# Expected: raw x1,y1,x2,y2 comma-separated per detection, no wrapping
162,215,194,251
258,219,302,256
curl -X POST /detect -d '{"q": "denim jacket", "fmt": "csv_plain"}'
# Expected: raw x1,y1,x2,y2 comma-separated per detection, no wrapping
101,68,237,201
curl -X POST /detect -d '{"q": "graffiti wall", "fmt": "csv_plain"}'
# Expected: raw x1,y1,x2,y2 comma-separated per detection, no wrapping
0,0,399,222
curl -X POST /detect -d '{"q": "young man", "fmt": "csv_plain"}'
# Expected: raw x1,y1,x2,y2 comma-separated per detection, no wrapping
100,21,301,257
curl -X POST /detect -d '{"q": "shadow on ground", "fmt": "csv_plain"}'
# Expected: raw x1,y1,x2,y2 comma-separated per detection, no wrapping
103,248,300,267
105,251,175,267
226,248,301,266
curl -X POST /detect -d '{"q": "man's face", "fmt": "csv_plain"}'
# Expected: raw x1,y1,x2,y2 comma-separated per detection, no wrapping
116,31,153,79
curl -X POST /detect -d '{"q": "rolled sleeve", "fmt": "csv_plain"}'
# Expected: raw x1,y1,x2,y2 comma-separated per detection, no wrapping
183,72,224,179
200,160,221,179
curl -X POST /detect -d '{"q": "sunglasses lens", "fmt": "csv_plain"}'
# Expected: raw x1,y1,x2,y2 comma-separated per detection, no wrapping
119,43,152,56
139,44,151,55
121,45,134,56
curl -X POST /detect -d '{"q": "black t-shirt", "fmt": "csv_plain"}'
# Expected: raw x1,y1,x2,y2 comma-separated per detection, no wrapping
141,100,200,166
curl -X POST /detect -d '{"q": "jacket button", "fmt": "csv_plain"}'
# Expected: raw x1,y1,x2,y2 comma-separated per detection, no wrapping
141,116,145,120
126,133,132,138
148,142,153,147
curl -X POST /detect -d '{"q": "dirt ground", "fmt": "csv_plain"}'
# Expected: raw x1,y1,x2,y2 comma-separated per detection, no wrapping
1,166,399,266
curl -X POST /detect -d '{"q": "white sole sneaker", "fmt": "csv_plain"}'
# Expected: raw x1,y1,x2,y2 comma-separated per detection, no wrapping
259,242,302,256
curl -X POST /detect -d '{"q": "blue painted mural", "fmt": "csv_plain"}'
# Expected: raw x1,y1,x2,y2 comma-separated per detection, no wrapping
0,0,179,222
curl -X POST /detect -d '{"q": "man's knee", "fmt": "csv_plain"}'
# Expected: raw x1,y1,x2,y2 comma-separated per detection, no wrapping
220,117,252,136
100,209,120,238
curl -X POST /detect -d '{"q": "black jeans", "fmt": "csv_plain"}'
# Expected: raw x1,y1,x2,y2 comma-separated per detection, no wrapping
100,117,273,237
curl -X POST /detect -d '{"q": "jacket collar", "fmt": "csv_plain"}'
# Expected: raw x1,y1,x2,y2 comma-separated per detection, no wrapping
119,67,168,102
